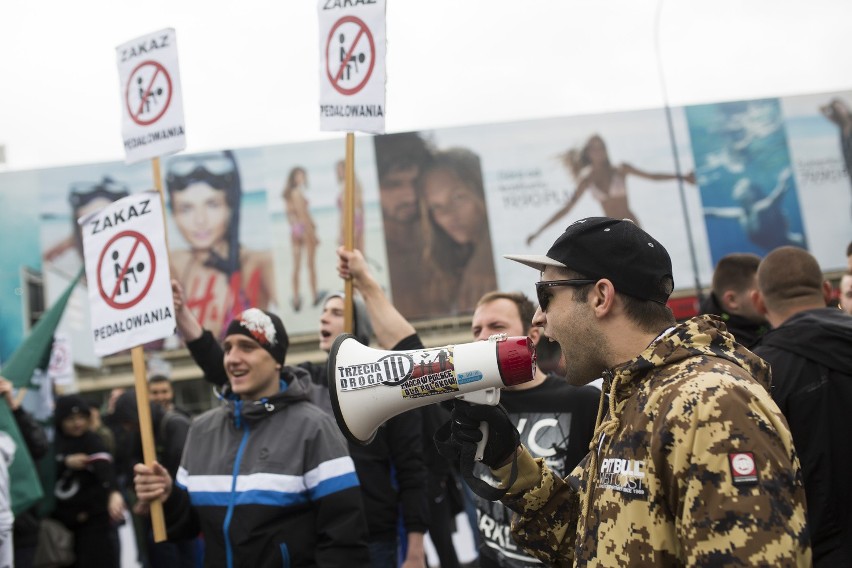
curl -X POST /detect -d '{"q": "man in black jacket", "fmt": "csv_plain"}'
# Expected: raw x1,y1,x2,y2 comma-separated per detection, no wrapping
335,247,457,568
698,252,768,347
308,292,428,568
113,390,195,567
752,246,852,567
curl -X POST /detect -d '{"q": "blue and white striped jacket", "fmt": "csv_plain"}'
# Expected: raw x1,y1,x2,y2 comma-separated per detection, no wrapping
163,366,370,568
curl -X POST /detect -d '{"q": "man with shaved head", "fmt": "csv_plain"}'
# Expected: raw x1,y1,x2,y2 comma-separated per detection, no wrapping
752,246,852,567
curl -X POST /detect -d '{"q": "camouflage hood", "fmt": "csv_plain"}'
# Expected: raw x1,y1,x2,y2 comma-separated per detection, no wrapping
602,314,771,404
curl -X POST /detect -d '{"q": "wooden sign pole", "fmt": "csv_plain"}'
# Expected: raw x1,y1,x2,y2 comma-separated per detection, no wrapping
129,156,170,543
343,133,356,334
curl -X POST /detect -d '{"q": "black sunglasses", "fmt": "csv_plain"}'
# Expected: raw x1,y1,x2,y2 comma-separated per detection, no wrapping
535,279,596,311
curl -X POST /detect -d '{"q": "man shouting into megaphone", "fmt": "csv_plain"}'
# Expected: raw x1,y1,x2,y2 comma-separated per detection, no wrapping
436,217,812,566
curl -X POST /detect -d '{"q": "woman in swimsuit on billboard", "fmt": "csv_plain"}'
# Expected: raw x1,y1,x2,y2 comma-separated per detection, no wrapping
527,134,695,245
282,166,321,312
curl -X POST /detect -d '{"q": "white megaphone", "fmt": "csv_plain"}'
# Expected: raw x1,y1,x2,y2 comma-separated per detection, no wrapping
328,333,536,455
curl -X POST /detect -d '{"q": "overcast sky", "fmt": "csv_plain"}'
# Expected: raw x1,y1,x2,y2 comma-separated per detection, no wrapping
1,0,850,171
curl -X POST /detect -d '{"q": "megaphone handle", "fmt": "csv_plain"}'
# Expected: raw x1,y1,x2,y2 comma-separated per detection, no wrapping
458,387,500,462
476,422,489,462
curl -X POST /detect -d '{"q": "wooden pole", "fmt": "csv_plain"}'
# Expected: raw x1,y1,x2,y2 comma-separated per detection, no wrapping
343,133,355,334
131,345,166,542
151,157,172,251
130,156,168,543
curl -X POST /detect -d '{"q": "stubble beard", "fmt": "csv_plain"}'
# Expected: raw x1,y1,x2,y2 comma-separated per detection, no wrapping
561,331,608,387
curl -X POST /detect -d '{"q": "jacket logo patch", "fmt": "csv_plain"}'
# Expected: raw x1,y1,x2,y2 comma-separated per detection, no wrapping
728,452,758,485
598,458,647,498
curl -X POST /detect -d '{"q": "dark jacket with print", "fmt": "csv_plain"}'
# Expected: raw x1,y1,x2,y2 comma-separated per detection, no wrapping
53,430,117,528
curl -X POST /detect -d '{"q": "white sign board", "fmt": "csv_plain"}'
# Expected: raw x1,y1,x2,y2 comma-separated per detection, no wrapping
80,191,175,356
318,0,386,133
47,332,75,386
116,28,187,164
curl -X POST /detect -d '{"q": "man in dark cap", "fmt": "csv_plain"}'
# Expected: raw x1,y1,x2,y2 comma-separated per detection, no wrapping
53,394,125,568
438,217,811,566
134,308,370,567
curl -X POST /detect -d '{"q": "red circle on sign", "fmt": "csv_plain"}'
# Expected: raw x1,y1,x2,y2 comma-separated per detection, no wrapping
97,230,157,309
326,16,376,96
48,343,67,374
125,60,173,126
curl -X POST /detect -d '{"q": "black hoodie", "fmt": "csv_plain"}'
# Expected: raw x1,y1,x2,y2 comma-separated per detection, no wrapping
752,308,852,567
698,291,769,348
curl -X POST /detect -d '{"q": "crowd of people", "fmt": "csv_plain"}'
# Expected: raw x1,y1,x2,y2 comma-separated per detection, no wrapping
2,219,851,567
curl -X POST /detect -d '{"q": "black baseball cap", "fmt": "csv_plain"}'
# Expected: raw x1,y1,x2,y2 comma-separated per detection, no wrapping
505,217,674,304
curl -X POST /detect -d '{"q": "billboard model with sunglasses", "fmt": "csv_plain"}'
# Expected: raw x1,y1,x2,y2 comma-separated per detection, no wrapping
164,150,276,341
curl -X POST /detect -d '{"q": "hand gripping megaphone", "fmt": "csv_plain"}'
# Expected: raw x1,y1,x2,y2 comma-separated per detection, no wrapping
327,333,535,457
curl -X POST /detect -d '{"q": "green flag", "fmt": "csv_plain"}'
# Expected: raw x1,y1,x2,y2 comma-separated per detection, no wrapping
0,403,43,515
2,268,82,388
0,269,82,514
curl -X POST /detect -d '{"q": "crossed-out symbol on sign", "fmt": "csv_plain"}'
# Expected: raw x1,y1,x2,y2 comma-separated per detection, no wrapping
326,16,376,96
96,230,157,309
125,60,173,126
48,341,68,374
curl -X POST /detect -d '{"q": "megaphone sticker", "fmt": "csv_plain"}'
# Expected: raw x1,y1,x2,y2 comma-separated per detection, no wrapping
457,370,484,385
337,352,414,391
401,347,457,399
336,346,481,400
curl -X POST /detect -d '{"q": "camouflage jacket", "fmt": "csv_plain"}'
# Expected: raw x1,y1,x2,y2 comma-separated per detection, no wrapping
494,315,811,567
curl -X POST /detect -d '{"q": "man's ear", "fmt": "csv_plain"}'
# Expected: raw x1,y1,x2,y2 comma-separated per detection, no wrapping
822,280,833,305
721,290,738,312
592,279,616,317
751,289,768,316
